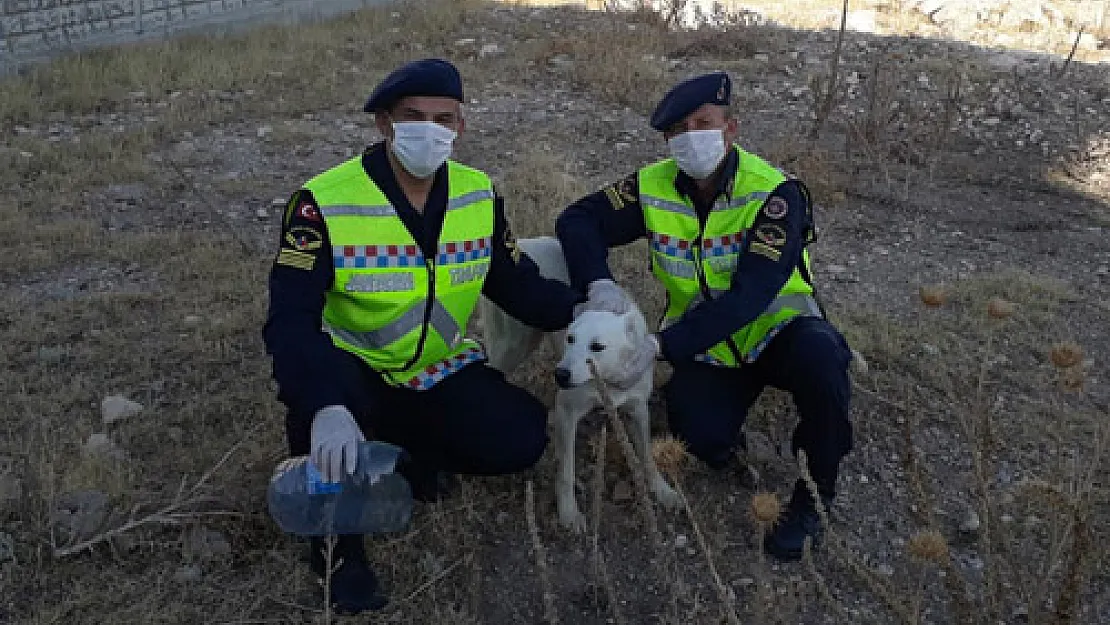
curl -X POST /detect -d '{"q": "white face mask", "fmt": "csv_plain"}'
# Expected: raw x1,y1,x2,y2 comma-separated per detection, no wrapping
667,129,726,180
389,121,457,179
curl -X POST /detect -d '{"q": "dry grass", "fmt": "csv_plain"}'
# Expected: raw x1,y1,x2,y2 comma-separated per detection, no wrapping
1,0,1108,624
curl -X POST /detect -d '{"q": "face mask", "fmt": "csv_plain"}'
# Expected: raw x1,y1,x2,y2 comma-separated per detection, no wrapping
667,129,726,180
389,121,457,179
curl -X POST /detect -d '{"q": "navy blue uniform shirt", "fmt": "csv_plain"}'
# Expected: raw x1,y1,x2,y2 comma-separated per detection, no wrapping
555,146,812,363
264,143,583,417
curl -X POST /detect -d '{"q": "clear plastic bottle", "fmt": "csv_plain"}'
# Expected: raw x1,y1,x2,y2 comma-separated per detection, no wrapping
266,441,414,536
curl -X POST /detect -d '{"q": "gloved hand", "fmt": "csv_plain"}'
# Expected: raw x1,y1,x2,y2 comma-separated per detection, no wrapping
310,405,366,483
609,334,661,390
574,279,632,317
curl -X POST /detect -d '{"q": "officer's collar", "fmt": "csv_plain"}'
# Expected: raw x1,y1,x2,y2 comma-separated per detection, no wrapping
674,145,739,205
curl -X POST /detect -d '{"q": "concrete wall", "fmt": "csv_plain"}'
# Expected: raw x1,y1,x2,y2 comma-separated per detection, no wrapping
0,0,380,73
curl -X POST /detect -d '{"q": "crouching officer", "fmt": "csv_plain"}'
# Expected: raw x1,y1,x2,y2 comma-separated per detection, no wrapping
263,58,584,613
557,72,854,561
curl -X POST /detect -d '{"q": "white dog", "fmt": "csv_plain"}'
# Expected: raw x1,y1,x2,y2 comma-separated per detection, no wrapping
478,236,683,532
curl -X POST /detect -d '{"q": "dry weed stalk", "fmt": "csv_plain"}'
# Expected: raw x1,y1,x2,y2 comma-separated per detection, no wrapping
654,438,740,625
802,540,850,621
590,426,625,624
320,535,338,625
587,362,664,550
52,433,252,557
811,0,850,138
797,452,914,623
525,481,560,625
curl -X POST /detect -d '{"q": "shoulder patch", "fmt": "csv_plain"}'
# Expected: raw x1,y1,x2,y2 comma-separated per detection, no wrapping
762,196,788,219
601,175,638,210
754,223,787,248
295,201,321,222
284,226,323,252
748,241,782,261
276,249,316,271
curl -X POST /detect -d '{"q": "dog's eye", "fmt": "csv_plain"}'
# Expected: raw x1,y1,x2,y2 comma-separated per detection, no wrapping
566,335,575,344
589,342,605,352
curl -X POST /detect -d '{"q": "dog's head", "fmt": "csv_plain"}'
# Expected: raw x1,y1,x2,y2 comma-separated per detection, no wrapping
554,308,648,390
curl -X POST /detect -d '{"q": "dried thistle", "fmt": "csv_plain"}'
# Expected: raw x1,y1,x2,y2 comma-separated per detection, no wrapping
651,436,689,476
1059,365,1086,392
919,285,947,308
907,530,950,565
1049,342,1084,369
986,297,1015,320
750,492,782,529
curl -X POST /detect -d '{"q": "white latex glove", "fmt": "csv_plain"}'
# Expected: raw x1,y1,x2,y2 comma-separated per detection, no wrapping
610,334,661,390
574,279,632,317
310,405,366,483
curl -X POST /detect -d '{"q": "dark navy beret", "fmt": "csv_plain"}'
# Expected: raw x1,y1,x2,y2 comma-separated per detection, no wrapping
363,58,464,113
649,71,732,131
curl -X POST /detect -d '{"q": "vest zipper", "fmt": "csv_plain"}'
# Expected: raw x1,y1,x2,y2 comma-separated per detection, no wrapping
694,208,744,364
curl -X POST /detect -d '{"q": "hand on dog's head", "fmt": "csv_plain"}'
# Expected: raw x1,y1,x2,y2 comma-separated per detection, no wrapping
555,309,645,390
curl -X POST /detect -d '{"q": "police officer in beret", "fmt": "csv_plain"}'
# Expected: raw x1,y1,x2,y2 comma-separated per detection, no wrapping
558,71,854,561
263,58,584,613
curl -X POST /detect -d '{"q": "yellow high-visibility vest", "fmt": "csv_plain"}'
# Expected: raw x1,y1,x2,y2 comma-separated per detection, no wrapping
306,157,494,389
639,146,820,365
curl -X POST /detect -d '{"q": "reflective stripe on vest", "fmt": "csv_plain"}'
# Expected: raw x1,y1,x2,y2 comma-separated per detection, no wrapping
323,299,461,350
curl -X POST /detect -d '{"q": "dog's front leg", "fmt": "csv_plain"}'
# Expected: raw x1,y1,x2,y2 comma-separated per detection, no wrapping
626,398,683,510
554,395,588,532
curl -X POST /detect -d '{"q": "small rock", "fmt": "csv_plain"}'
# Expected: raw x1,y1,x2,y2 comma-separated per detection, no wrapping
674,534,689,549
101,395,143,425
270,197,285,209
37,345,68,364
453,37,476,47
858,474,870,484
256,207,270,220
959,507,981,534
921,343,940,356
0,532,14,564
52,490,109,542
256,125,272,139
753,53,769,62
183,315,201,326
737,577,755,586
876,563,895,576
611,480,633,502
479,43,502,58
83,433,125,460
174,564,203,582
0,474,22,501
184,527,232,561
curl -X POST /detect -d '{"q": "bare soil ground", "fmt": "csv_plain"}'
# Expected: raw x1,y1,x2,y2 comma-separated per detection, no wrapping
1,1,1107,624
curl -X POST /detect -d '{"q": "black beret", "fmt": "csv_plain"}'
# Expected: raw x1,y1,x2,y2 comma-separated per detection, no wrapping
363,58,464,113
649,71,731,131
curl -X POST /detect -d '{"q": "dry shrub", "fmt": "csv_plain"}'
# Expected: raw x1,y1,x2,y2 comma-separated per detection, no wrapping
760,134,851,206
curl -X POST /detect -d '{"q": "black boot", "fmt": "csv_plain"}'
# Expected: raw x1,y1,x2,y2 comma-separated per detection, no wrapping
395,455,458,503
309,535,388,614
764,480,833,562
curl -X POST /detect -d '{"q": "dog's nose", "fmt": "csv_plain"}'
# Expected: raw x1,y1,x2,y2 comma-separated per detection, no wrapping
554,367,572,389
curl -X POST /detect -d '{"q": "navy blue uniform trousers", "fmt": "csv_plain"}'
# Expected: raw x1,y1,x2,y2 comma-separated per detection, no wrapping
664,316,853,496
284,354,547,477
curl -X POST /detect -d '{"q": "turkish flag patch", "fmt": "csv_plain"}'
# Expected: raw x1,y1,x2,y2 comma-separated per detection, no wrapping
296,202,321,222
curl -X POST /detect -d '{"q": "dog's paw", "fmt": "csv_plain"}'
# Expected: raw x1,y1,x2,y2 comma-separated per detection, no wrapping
557,507,588,533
